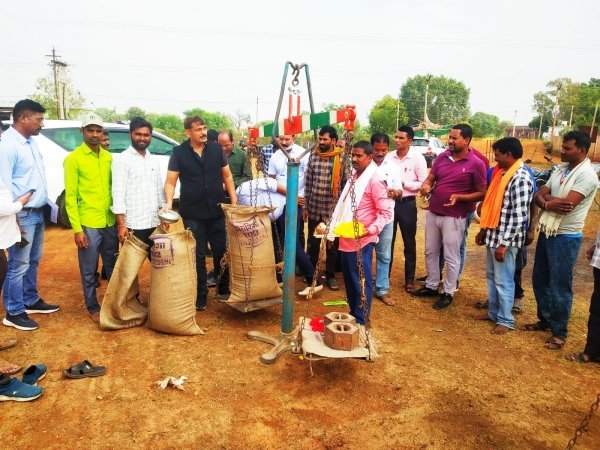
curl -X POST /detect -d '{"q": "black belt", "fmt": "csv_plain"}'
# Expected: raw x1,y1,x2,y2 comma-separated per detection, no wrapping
22,207,44,212
395,196,416,203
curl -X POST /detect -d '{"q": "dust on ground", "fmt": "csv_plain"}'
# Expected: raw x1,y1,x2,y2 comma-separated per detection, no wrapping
2,143,600,449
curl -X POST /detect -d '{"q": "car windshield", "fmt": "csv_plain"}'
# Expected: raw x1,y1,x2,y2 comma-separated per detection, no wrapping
41,128,176,155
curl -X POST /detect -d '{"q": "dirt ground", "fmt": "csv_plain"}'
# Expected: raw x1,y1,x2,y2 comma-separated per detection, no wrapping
2,143,600,449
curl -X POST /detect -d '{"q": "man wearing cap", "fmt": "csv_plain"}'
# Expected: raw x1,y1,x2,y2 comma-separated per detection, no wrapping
64,113,118,322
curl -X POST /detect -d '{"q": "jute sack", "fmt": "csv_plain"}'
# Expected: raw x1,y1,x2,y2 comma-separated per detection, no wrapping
100,234,149,330
146,229,204,335
222,204,282,303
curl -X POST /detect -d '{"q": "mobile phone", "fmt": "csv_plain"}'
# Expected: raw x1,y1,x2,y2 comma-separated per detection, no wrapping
17,236,30,248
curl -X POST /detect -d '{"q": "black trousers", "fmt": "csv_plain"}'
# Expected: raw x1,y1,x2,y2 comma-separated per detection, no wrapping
584,267,600,357
183,216,229,307
389,197,417,283
514,245,528,299
307,218,338,279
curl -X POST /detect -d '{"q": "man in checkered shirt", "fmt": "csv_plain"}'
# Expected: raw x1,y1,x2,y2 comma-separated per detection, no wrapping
302,126,344,291
475,137,534,334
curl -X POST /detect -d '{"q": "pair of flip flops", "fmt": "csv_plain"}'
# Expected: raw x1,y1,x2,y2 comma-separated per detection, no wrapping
63,360,106,379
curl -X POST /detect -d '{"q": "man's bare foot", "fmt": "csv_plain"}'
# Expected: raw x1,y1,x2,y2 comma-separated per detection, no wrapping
474,313,492,321
493,324,511,335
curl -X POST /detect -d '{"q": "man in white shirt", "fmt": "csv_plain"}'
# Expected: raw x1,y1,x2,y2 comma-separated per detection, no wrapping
371,133,400,306
385,125,428,294
112,117,167,246
268,134,321,295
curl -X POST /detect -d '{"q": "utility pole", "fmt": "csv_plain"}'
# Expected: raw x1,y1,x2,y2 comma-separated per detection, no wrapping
512,110,517,137
568,105,574,128
550,82,563,150
591,100,599,140
538,113,544,139
46,47,67,119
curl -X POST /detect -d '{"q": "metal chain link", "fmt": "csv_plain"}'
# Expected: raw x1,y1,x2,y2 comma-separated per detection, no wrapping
566,392,600,449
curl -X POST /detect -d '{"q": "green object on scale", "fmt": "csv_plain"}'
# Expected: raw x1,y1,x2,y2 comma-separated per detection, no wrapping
323,300,348,306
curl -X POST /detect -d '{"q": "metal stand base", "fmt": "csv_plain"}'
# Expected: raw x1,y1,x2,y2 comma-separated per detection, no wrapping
247,327,300,364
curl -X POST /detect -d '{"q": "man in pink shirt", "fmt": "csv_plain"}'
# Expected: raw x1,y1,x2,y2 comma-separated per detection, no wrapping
330,141,393,325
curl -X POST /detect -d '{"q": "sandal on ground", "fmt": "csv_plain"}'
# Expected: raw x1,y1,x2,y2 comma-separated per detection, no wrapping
565,352,600,363
0,338,17,351
404,282,417,294
520,322,549,332
63,360,106,379
475,300,489,309
0,358,22,375
544,336,565,350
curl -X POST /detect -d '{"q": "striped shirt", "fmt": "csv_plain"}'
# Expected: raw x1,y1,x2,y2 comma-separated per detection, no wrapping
483,166,534,248
304,150,345,222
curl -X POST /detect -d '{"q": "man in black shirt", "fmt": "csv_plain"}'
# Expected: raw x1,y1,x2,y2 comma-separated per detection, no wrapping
164,115,237,310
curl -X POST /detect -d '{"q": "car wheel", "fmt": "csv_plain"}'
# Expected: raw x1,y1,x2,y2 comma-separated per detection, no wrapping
56,191,72,228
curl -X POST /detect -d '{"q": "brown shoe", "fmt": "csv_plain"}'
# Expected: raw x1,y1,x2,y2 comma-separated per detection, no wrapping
89,312,100,323
377,293,395,306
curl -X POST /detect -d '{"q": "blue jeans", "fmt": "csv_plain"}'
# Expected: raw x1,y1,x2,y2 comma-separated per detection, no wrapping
375,221,393,296
486,246,517,329
2,209,45,315
78,226,118,313
341,243,374,325
532,233,582,340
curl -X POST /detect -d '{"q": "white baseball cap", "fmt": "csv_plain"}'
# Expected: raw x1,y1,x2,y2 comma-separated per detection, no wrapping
81,112,103,128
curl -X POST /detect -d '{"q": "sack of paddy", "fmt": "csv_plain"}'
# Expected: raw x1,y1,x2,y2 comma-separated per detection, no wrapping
222,204,282,303
100,234,149,330
146,229,204,335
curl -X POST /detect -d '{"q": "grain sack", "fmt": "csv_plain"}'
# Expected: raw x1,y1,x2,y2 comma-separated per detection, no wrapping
146,229,204,335
222,204,282,303
100,234,149,330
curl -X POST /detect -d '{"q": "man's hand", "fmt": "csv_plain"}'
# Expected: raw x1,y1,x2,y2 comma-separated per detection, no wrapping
358,229,371,239
495,245,507,262
17,192,33,206
475,229,486,246
525,229,535,246
298,196,306,207
301,209,308,222
586,243,597,262
164,202,173,212
420,183,431,197
159,222,171,232
444,194,460,207
74,232,88,249
545,199,574,215
118,226,130,244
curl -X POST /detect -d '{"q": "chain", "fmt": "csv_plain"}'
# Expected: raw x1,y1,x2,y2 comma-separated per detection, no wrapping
566,393,600,449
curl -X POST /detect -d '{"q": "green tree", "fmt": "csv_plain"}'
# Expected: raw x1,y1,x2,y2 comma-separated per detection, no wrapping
31,72,87,119
150,114,185,142
183,108,233,131
94,107,121,123
532,78,584,127
368,95,407,135
571,79,600,127
469,112,503,138
528,116,549,135
228,109,252,133
126,106,146,120
400,75,470,126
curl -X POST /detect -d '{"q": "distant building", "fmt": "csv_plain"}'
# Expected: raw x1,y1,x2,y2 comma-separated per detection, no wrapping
504,126,537,139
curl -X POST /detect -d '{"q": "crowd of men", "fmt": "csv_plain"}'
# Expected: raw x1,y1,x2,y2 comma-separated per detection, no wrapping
1,98,600,401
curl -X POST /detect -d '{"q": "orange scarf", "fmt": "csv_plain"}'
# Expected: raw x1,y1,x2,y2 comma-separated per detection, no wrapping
318,147,344,197
479,159,523,229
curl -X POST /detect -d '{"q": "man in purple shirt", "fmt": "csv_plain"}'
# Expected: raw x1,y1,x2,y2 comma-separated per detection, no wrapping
413,124,487,309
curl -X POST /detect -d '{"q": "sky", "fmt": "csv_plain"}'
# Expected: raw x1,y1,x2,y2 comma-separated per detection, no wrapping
1,0,599,128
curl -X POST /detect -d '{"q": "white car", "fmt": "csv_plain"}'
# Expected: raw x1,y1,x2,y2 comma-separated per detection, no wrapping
17,120,180,227
410,136,446,168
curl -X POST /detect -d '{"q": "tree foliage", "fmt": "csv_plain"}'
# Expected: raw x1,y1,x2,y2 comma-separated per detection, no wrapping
183,108,233,131
368,95,407,135
150,114,185,142
228,109,252,133
94,107,121,123
400,75,470,126
469,112,503,138
31,72,87,119
126,106,146,120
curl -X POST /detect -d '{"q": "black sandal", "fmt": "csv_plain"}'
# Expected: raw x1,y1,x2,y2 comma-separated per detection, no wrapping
63,360,106,379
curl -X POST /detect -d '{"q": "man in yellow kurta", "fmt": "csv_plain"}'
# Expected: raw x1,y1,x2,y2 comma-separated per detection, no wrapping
63,113,117,322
